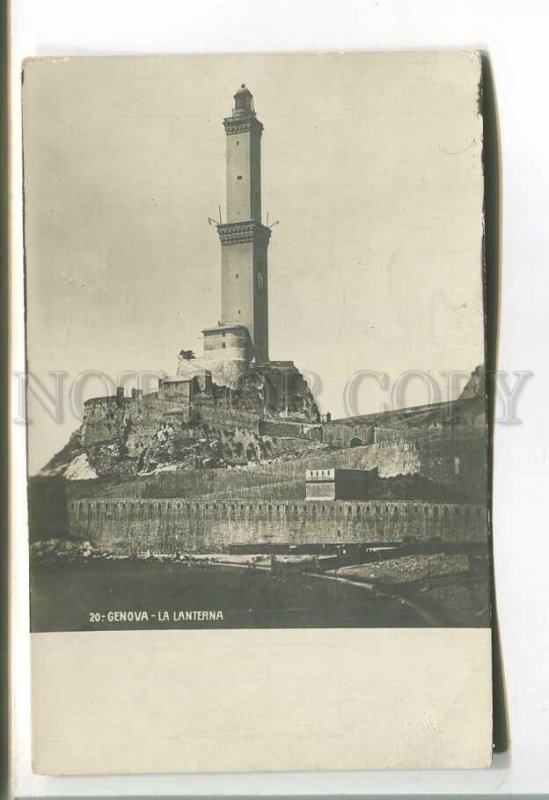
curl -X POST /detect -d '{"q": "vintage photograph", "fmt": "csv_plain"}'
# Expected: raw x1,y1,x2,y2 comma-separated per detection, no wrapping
24,52,490,633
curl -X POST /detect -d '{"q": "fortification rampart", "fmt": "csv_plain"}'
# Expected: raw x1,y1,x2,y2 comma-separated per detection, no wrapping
82,392,165,451
86,431,482,500
194,403,262,432
322,421,376,448
68,497,487,555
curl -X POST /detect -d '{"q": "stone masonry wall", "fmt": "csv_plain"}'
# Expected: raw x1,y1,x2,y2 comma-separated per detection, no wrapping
68,497,487,555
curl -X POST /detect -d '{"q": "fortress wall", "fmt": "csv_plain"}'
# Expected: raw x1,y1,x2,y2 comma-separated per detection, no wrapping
67,498,487,555
337,441,422,477
374,426,426,444
259,419,305,437
102,443,412,499
125,397,170,455
416,433,488,498
417,433,487,473
135,462,309,500
194,404,261,432
311,433,484,486
82,398,123,447
322,421,376,448
83,394,166,452
87,432,484,504
95,442,424,501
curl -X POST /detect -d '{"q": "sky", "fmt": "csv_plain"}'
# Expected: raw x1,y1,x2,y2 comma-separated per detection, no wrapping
23,51,485,474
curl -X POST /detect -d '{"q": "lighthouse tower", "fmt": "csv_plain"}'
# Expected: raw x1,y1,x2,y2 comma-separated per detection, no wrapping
202,85,271,371
166,85,319,419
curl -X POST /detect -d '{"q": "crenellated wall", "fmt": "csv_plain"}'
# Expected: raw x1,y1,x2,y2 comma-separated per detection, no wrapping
67,498,487,555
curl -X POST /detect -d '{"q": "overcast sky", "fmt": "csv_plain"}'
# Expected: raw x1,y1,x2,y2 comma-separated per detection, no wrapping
23,51,484,474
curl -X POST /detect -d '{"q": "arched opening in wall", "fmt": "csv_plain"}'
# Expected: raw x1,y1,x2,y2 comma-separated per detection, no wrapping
350,437,363,448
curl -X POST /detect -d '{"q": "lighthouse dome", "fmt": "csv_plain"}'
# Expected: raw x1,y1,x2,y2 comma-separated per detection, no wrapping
233,84,254,114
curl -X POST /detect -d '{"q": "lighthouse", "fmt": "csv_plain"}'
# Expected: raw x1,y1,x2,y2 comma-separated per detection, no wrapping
196,85,317,424
202,85,271,369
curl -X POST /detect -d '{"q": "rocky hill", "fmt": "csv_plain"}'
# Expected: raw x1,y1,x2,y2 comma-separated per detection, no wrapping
39,366,487,511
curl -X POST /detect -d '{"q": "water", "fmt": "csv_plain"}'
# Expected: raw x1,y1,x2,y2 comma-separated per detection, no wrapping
30,559,431,632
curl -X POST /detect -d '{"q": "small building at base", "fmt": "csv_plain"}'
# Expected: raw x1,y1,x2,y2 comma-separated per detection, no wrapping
305,467,379,501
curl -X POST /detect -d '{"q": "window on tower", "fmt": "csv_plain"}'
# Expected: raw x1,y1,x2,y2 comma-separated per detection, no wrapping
237,175,243,180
